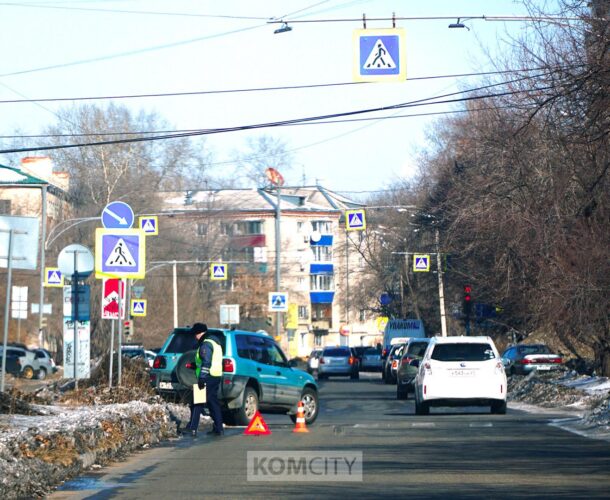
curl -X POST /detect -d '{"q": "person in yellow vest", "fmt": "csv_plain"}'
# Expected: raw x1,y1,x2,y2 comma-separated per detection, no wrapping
187,323,224,437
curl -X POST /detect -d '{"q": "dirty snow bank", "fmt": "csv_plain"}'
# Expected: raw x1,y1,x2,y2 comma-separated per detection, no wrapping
0,401,194,499
508,371,610,441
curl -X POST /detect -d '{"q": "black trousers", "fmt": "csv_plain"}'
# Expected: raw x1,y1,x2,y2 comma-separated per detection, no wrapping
189,376,222,432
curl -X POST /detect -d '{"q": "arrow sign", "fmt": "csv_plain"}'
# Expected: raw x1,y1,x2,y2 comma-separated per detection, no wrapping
101,201,134,229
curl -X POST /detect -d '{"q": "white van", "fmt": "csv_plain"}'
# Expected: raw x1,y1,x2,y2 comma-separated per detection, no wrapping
413,336,507,415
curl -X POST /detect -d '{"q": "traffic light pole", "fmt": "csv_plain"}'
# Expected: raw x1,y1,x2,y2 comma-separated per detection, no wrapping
275,186,281,341
435,229,448,337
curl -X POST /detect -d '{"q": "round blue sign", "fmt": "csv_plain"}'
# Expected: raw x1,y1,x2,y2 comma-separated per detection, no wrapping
380,293,392,306
101,201,134,229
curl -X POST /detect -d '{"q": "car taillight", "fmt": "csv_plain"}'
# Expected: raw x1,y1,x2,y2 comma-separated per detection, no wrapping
223,358,235,373
152,356,166,369
349,356,355,365
382,348,388,357
551,357,563,364
519,359,533,364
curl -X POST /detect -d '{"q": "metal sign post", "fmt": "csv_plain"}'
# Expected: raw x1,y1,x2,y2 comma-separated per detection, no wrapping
1,229,14,393
109,320,115,388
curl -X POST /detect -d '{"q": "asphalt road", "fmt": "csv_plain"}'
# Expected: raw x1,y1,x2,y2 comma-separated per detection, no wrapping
50,372,610,499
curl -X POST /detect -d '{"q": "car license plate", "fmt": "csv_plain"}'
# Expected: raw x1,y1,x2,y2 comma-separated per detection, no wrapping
536,365,551,370
450,369,475,377
159,381,173,389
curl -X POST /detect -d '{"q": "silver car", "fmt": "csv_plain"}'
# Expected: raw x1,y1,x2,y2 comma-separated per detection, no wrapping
361,347,382,371
317,346,359,380
0,346,41,379
34,349,58,379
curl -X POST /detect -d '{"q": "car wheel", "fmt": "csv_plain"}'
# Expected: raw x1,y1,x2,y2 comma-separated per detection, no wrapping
491,400,507,415
350,371,359,380
37,367,47,380
397,386,408,400
290,387,319,425
233,386,259,426
22,366,35,380
415,398,429,415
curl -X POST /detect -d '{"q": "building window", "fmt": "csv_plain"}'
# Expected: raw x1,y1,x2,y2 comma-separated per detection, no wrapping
312,246,332,262
359,309,367,322
297,221,304,232
297,277,307,291
314,335,323,347
312,220,332,234
312,304,332,320
298,305,309,320
310,274,333,291
233,220,263,235
197,223,207,236
0,200,10,215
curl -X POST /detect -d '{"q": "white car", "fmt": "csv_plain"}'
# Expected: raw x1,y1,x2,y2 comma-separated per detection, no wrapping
414,336,507,415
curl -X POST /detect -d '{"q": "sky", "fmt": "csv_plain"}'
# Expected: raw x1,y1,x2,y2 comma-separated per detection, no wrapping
0,0,546,198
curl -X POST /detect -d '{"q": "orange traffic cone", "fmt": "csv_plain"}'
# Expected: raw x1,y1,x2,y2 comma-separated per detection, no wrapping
293,401,309,433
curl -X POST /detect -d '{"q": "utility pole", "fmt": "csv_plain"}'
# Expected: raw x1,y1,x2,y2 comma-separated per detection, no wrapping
435,228,448,337
275,185,281,341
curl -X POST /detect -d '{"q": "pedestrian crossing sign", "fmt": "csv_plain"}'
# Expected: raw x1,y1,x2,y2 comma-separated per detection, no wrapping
413,254,430,272
210,263,227,281
268,292,288,312
95,228,146,279
139,216,158,236
44,267,63,287
346,209,366,231
353,28,406,82
131,299,147,317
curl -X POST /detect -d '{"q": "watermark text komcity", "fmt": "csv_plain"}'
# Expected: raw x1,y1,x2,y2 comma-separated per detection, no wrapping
247,451,363,482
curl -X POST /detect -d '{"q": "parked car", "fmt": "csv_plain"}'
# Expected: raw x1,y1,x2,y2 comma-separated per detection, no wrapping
501,344,564,376
351,346,368,366
413,336,507,415
360,346,383,372
152,327,319,426
121,344,155,367
317,346,359,380
307,348,323,374
0,353,22,376
382,343,405,384
396,338,432,400
0,346,40,379
33,348,58,379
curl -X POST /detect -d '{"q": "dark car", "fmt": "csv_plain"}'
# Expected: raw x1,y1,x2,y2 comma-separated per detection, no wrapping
151,327,319,426
0,353,22,376
382,343,405,384
317,346,359,380
396,338,431,399
501,344,564,376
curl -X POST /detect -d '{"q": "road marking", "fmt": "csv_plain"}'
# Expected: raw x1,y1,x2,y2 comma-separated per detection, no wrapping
469,422,493,427
412,422,436,428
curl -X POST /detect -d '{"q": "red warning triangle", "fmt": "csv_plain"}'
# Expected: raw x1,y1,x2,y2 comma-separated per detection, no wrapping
244,411,271,436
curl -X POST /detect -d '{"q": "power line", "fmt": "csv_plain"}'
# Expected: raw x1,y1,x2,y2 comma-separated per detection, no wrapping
0,66,569,105
0,70,562,154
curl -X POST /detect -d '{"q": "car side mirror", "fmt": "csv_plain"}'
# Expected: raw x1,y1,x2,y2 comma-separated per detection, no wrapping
409,359,420,367
501,358,510,366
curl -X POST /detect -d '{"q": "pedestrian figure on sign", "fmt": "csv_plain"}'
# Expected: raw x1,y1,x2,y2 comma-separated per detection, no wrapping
368,43,388,68
109,241,130,265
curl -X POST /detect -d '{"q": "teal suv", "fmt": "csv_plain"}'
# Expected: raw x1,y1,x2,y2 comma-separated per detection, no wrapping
150,327,319,426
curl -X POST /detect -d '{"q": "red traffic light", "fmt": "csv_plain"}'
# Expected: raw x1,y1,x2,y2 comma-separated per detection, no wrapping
464,285,472,294
464,295,471,302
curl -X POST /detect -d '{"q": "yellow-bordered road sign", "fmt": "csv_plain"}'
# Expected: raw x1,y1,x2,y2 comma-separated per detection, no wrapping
131,299,147,317
413,254,430,272
210,263,227,281
353,28,406,82
95,228,146,279
346,209,366,231
44,267,64,287
139,216,158,236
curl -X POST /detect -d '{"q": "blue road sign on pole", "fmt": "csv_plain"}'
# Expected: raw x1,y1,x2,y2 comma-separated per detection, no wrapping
101,201,134,229
268,292,288,312
95,228,146,279
346,209,366,231
353,28,406,82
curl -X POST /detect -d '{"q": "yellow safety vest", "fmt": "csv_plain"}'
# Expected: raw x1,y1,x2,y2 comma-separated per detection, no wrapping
195,338,223,377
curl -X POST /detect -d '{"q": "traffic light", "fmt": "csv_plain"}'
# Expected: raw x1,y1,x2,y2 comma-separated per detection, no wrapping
266,316,273,327
463,285,473,317
124,319,133,336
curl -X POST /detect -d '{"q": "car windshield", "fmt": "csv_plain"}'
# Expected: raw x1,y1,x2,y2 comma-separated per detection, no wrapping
364,348,379,355
431,343,496,362
324,348,350,357
166,333,198,353
406,342,429,357
519,345,552,355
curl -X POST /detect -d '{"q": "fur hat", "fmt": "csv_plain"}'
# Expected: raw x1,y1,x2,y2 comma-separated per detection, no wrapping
189,323,208,335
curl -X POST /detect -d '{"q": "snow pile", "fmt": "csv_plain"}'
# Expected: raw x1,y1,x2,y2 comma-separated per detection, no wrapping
508,370,610,440
0,400,195,499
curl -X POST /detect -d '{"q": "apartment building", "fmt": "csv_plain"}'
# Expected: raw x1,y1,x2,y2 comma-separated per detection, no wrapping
158,185,382,357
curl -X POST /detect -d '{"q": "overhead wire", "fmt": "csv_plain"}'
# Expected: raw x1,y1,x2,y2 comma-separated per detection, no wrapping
0,69,563,155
